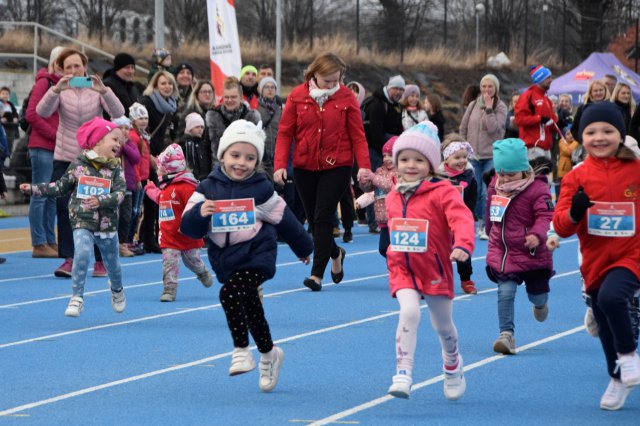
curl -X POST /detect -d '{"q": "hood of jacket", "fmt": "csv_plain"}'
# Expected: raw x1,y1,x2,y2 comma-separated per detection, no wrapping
36,67,61,84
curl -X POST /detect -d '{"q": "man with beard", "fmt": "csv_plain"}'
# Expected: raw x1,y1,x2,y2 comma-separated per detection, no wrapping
239,65,259,110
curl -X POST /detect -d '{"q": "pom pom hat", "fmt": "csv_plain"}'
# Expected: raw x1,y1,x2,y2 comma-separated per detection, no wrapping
217,119,266,163
158,143,186,174
77,117,118,150
493,138,530,173
392,121,441,170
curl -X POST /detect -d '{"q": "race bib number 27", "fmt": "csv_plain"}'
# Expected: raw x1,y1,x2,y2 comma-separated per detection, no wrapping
587,202,635,237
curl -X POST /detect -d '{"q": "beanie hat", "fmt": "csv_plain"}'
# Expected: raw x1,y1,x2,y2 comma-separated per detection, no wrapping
443,141,475,160
579,102,627,140
184,112,205,134
240,65,258,79
387,75,406,90
258,77,277,95
173,62,195,78
158,144,186,174
128,102,148,120
346,81,366,106
392,121,441,170
530,65,552,84
402,84,420,100
77,117,118,150
480,73,500,93
151,48,171,64
217,119,265,163
382,136,399,156
113,53,135,72
49,46,65,65
493,138,530,173
112,116,131,128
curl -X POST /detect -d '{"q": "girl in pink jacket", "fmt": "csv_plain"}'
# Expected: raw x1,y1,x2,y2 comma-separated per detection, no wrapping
385,122,475,400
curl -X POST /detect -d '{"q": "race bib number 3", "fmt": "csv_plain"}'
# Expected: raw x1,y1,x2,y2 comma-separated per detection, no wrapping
389,218,429,253
77,176,111,199
489,195,511,222
587,202,635,237
212,198,256,232
159,201,175,222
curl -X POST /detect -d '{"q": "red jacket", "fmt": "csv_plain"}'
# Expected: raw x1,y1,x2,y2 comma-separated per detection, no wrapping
553,156,640,292
130,129,150,182
274,83,371,172
385,179,475,299
514,85,557,150
25,68,60,152
146,172,204,250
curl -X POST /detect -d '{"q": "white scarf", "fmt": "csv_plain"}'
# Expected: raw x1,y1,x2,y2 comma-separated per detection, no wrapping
308,79,340,108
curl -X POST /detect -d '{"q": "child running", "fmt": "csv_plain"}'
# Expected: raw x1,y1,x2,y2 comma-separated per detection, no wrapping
485,138,554,355
358,136,398,257
128,102,152,253
440,134,478,294
385,122,475,400
180,120,313,392
553,102,640,411
19,117,126,317
144,143,213,302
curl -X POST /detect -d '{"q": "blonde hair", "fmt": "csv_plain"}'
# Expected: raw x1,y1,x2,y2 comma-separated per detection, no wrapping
583,80,610,103
143,70,179,98
304,53,347,82
611,82,636,112
400,96,425,110
186,80,216,115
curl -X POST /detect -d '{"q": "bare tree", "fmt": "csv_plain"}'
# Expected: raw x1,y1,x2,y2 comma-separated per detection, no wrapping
164,0,209,45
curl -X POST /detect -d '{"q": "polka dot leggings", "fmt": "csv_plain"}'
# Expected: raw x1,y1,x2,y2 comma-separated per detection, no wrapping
219,270,273,353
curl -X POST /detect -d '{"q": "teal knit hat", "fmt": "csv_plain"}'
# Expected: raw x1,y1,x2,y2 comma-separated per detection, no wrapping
493,138,529,173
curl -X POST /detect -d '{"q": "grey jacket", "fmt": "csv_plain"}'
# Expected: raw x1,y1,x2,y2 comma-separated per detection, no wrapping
257,98,282,177
205,103,260,166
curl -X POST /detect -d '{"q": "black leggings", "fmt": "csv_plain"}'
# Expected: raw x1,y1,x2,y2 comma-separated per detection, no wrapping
219,270,273,353
293,166,351,278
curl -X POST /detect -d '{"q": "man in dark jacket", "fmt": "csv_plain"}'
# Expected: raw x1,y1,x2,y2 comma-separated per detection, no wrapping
361,75,405,232
103,53,141,117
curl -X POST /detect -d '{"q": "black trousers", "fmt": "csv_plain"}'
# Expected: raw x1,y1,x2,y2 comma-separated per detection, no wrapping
456,258,473,281
140,171,159,248
219,270,273,353
118,193,132,244
590,267,640,378
293,166,351,279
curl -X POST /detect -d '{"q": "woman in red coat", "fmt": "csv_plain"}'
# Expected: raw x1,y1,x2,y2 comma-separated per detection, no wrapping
273,53,371,291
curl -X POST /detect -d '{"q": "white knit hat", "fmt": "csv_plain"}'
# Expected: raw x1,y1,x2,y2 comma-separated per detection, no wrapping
128,102,148,120
112,116,131,128
217,120,266,163
387,75,406,89
184,112,205,134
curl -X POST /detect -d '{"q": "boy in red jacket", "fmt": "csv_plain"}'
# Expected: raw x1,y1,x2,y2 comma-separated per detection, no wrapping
145,144,213,301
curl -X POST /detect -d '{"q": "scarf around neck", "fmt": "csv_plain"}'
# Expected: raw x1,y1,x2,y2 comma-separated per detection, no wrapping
495,169,535,198
84,149,120,169
150,90,177,114
395,179,423,200
308,79,340,108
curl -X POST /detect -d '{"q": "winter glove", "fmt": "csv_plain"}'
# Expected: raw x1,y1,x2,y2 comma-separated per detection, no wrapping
540,116,553,125
569,186,595,223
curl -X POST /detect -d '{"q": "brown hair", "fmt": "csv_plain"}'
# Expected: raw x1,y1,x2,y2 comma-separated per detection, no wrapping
400,96,424,110
617,145,638,161
55,48,88,70
186,80,216,114
426,93,442,113
303,53,347,82
462,84,480,107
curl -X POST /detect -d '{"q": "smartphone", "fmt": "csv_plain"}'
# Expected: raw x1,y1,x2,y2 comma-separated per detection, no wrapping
69,76,93,88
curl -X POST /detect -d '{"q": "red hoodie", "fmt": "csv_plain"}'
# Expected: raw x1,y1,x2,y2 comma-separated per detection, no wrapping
25,68,60,151
514,84,558,150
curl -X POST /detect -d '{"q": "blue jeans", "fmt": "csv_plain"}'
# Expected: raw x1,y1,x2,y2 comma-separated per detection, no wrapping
469,158,494,221
71,229,122,297
28,148,56,246
497,280,548,333
366,148,383,228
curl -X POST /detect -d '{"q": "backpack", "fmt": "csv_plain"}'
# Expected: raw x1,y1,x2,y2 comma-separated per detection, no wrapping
18,80,53,132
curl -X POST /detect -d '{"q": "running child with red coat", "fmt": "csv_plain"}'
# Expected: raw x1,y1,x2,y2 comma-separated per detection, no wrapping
144,144,213,302
385,122,475,401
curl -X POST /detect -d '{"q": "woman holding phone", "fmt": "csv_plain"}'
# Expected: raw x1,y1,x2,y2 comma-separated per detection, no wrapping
37,48,124,278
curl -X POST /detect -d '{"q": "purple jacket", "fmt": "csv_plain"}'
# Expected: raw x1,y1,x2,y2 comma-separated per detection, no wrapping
485,174,554,274
119,139,141,192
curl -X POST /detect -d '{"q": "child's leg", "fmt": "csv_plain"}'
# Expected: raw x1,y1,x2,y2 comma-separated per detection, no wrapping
95,235,122,292
378,227,390,257
70,229,94,297
424,295,459,368
527,291,549,308
395,288,421,376
118,193,133,244
180,248,207,276
241,271,273,354
497,280,518,333
161,248,181,295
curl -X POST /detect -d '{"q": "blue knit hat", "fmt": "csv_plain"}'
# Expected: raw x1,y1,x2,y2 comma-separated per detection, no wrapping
493,138,530,173
530,65,552,84
578,102,627,139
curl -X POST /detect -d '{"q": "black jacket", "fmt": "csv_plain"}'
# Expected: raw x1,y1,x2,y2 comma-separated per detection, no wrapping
362,86,403,154
139,95,175,156
103,70,141,116
180,134,211,181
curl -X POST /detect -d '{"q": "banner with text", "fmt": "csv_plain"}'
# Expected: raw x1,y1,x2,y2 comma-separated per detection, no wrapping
207,0,242,102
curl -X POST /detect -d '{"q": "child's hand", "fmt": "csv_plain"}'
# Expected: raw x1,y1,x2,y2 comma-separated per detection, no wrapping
546,236,560,251
354,201,360,210
450,248,469,262
144,181,157,193
524,234,540,249
19,183,32,194
200,200,216,217
82,196,100,210
299,256,310,265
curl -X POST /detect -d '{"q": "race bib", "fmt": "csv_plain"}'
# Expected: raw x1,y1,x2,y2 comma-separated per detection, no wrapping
211,198,256,232
587,202,635,237
159,200,175,222
389,218,429,253
77,176,111,199
489,195,511,222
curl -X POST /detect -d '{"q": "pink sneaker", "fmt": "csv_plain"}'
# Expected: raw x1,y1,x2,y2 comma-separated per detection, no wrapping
54,258,73,278
92,261,108,277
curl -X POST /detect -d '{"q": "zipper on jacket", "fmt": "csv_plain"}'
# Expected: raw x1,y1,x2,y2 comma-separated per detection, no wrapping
500,209,508,272
400,194,420,290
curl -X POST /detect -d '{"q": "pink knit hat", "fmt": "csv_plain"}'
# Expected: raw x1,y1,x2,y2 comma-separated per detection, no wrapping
382,136,398,155
392,120,441,170
184,112,205,134
77,117,118,150
158,143,186,174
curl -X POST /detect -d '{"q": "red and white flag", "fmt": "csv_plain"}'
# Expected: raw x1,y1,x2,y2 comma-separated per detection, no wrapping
207,0,242,102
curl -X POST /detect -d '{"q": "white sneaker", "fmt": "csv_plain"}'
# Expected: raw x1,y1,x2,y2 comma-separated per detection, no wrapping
478,229,489,240
259,346,284,392
533,304,549,322
64,296,84,317
388,374,412,399
600,378,632,410
615,352,640,387
443,355,466,400
111,287,126,313
584,307,599,337
229,347,256,376
198,271,213,288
